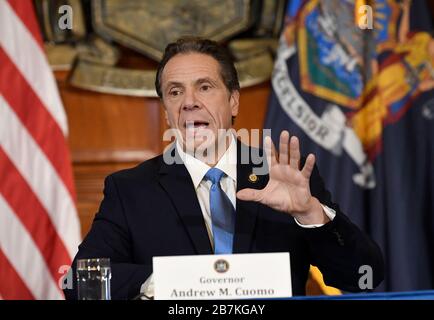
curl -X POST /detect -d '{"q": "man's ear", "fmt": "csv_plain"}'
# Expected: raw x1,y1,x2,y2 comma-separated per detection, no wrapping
230,90,240,118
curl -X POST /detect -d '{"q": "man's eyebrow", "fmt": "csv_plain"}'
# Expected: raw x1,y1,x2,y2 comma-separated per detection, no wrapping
196,77,218,85
164,78,218,90
164,81,184,90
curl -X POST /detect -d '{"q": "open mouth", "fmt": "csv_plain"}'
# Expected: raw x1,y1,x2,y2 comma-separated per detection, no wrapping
185,120,210,129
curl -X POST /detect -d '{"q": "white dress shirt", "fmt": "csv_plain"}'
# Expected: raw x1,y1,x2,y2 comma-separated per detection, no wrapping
140,136,336,298
176,136,238,246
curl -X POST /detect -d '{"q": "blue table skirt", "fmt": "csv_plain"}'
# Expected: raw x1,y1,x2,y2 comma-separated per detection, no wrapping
291,290,434,300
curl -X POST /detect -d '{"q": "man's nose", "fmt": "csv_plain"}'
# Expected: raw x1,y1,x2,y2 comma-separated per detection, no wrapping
182,89,200,111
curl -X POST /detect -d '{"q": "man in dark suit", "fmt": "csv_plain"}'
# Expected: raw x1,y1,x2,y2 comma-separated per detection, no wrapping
64,38,384,300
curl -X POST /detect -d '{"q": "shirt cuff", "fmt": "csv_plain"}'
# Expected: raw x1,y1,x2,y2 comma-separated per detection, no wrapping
294,204,336,228
139,273,154,300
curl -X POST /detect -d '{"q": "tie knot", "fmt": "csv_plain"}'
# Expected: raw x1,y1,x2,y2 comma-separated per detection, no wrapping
205,168,225,185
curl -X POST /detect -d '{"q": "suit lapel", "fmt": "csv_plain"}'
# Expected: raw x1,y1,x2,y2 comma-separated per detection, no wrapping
233,141,267,253
158,145,212,255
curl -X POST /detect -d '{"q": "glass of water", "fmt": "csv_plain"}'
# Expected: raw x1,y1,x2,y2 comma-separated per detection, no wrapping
76,258,111,300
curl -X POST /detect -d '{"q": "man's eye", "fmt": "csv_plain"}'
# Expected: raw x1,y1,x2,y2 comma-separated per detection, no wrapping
200,85,211,91
169,90,181,96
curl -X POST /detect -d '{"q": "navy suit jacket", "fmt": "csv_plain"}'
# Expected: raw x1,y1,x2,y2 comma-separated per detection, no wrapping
64,141,384,300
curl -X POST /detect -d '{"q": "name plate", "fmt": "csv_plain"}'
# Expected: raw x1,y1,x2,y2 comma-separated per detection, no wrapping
153,252,292,300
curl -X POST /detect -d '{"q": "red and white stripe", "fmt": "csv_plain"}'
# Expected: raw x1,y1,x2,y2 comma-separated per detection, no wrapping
0,0,81,299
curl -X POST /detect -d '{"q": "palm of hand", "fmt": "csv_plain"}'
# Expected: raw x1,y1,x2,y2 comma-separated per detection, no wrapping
237,132,316,216
259,160,312,214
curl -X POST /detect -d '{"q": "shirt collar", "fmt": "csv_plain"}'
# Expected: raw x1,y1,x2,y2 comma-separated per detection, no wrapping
176,135,237,189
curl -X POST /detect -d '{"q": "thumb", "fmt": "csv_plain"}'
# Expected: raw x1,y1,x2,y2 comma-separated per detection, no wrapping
236,188,263,202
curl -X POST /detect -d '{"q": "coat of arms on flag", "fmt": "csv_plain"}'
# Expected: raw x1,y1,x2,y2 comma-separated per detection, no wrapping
272,0,434,190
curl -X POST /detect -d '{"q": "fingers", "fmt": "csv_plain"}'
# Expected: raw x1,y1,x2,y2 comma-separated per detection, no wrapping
279,131,290,165
236,188,263,202
264,135,277,170
301,153,316,179
268,133,314,179
289,136,300,169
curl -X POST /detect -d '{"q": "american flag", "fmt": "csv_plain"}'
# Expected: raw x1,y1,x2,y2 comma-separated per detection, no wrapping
0,0,81,299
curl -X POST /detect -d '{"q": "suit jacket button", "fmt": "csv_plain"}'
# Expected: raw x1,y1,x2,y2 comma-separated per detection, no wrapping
333,230,344,246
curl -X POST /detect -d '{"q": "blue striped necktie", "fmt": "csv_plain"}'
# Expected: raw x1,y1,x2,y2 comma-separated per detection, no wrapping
204,168,235,254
